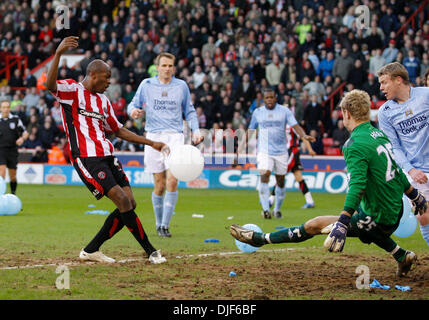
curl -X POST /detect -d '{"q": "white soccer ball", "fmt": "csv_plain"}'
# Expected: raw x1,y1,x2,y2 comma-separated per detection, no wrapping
167,144,204,181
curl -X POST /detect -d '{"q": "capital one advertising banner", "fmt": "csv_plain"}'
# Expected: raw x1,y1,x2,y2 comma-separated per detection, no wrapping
39,164,348,194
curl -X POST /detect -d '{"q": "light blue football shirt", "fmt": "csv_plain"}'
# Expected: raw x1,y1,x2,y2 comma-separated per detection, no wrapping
248,103,298,155
378,86,429,173
127,76,200,134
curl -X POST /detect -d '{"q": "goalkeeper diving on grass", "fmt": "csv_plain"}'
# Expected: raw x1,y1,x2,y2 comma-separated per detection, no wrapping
230,89,428,277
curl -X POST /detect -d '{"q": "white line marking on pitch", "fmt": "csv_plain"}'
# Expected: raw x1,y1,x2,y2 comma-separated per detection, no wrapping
0,248,295,270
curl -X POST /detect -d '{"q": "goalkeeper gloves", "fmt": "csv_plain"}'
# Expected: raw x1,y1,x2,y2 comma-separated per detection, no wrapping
323,214,351,253
407,188,428,216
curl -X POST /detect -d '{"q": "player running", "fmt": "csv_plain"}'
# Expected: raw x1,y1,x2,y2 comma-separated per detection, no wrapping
47,36,167,264
231,89,427,277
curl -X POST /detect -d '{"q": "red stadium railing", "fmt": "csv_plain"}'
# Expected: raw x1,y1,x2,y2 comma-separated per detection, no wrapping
322,81,347,114
0,54,28,81
395,0,429,37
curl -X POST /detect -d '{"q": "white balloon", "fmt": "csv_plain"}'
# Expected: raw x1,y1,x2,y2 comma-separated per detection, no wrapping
0,195,8,215
166,145,204,182
393,195,417,238
4,194,22,215
0,177,6,195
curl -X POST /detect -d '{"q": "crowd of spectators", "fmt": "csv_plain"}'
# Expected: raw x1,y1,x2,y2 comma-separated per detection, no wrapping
0,0,429,161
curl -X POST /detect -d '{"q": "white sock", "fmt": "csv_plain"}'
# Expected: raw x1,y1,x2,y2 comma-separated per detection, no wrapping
274,185,286,212
304,192,314,204
258,182,270,211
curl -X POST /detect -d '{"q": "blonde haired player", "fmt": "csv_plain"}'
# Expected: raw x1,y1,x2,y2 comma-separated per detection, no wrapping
377,62,429,246
128,52,203,237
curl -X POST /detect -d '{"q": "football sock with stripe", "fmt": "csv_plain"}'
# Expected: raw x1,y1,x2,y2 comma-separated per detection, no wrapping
258,182,270,212
267,224,313,243
374,238,406,262
84,208,124,253
274,185,286,212
389,244,407,262
152,192,164,229
299,180,314,204
162,191,178,228
252,224,313,245
120,209,156,255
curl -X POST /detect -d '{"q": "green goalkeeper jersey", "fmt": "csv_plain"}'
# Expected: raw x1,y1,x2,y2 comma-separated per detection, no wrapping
342,121,411,225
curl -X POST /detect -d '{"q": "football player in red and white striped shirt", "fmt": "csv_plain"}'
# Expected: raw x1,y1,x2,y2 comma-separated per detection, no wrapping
47,36,167,264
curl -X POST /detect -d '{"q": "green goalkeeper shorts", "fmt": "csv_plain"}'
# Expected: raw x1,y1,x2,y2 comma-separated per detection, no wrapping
347,204,403,245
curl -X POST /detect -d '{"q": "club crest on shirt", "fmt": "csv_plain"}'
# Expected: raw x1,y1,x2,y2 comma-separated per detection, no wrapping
405,109,413,117
9,122,15,130
268,114,273,118
162,91,168,97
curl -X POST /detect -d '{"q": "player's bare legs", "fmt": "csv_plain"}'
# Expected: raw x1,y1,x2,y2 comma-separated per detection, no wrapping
122,186,137,210
153,172,166,196
0,165,6,179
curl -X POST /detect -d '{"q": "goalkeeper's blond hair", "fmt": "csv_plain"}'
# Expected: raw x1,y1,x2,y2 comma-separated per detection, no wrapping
339,89,371,122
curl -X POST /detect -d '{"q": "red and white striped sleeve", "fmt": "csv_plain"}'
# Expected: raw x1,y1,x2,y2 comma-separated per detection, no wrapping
52,79,77,104
104,97,123,133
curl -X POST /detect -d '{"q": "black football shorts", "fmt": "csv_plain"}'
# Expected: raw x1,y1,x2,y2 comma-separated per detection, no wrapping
73,155,130,200
0,147,18,169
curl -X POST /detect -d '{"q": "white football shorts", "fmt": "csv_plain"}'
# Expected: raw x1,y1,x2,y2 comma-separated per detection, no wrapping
144,132,185,174
256,152,288,175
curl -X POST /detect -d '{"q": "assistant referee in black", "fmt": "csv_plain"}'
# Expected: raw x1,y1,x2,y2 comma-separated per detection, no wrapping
0,100,29,194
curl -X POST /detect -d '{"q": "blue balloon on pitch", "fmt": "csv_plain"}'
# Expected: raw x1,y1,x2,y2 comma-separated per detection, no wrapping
235,223,263,253
4,194,22,215
0,195,8,215
393,195,417,238
0,177,6,195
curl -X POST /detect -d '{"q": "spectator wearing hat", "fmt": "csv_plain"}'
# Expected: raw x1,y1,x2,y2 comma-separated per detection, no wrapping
382,39,399,64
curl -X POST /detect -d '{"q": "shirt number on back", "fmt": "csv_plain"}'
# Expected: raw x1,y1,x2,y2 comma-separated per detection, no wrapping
376,143,395,182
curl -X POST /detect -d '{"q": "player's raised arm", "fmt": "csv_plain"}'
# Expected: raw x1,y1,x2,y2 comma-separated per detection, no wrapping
47,36,79,93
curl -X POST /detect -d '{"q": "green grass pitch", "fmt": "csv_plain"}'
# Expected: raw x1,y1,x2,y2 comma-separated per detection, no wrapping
0,184,427,300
